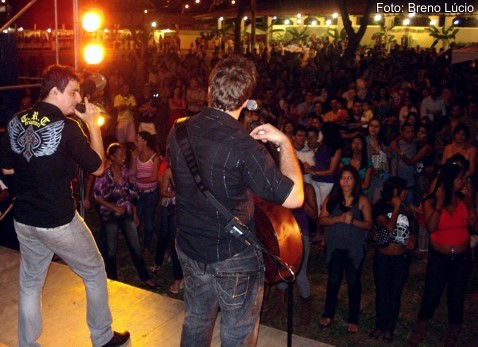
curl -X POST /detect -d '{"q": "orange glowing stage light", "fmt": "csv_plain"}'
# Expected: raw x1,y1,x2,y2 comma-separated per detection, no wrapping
82,10,104,33
83,43,105,64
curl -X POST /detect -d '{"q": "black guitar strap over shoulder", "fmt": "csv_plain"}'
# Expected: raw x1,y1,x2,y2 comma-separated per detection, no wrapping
174,117,295,282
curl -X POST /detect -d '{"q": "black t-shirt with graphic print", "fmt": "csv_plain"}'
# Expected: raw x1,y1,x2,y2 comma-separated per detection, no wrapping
0,102,101,228
373,200,412,245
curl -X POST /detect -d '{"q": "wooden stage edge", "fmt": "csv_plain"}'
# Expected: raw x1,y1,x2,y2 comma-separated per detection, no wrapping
0,246,330,347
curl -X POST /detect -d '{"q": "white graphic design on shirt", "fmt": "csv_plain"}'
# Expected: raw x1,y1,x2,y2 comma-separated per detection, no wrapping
386,212,411,245
9,117,64,162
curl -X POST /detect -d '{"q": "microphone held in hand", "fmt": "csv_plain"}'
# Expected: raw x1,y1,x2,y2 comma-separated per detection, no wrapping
245,99,276,120
75,103,86,113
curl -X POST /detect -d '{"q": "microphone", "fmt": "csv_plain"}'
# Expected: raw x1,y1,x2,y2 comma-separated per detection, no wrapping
245,99,276,120
75,103,86,113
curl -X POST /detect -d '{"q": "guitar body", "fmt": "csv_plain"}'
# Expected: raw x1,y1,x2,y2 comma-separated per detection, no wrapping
254,196,303,284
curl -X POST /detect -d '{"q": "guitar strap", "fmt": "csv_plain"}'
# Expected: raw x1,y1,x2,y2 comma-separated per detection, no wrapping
174,117,295,281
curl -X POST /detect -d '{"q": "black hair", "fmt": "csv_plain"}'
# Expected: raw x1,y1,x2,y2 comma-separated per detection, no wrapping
138,131,156,149
293,124,307,136
39,64,80,100
380,176,407,202
326,165,362,213
429,160,466,207
349,134,368,170
452,123,470,141
321,122,342,154
106,142,123,158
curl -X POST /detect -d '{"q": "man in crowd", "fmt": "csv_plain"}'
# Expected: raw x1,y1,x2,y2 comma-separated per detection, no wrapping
114,82,137,144
0,64,129,347
168,55,304,346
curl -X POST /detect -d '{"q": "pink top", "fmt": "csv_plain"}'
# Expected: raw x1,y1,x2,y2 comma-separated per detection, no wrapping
136,154,158,191
431,200,469,246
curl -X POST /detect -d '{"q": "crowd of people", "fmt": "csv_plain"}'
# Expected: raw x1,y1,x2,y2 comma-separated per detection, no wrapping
2,37,478,346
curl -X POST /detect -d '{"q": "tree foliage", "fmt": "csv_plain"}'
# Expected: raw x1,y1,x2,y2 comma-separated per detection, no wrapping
426,24,460,50
335,0,374,60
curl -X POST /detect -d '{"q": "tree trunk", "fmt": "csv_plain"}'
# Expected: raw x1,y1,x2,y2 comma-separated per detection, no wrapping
233,0,248,54
335,0,374,61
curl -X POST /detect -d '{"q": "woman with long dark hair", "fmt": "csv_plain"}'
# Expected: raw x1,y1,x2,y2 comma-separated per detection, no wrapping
370,176,416,342
305,121,343,217
408,160,477,346
318,165,373,333
340,134,373,193
366,118,389,204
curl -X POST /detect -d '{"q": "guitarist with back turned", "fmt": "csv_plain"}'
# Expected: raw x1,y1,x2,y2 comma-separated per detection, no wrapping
167,54,304,347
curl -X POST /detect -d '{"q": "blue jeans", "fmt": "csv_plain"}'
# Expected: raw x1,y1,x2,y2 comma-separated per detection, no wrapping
14,213,113,347
136,188,159,250
323,249,364,324
373,251,410,331
154,205,182,280
102,211,150,281
177,244,264,347
418,248,472,325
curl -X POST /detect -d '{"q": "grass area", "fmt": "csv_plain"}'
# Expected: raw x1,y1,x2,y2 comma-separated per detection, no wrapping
84,208,478,346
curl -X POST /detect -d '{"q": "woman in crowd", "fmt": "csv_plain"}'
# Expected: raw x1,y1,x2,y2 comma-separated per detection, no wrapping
408,160,477,346
281,119,295,140
370,176,416,342
94,143,160,289
366,118,389,204
137,83,159,136
340,134,373,193
131,131,161,258
305,121,343,216
318,165,373,333
150,160,184,294
168,85,187,130
441,123,477,179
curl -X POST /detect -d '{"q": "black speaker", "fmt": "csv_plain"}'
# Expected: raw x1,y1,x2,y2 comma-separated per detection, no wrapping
0,32,19,123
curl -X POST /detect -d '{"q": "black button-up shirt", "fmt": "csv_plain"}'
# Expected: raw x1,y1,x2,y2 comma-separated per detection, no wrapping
168,107,294,264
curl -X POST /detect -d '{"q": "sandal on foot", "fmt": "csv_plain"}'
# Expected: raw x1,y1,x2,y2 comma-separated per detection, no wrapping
148,264,161,273
169,280,184,294
348,324,359,333
319,317,332,327
369,329,384,339
383,331,394,342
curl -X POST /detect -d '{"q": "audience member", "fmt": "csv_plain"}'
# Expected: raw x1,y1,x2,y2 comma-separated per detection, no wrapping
408,160,477,346
370,176,416,342
94,143,160,290
318,165,373,333
131,131,161,257
114,83,137,144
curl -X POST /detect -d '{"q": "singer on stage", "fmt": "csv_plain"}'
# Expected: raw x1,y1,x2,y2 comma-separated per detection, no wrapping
0,64,129,347
167,55,304,346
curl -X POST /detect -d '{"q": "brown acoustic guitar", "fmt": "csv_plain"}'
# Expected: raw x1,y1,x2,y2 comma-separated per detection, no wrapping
254,196,304,284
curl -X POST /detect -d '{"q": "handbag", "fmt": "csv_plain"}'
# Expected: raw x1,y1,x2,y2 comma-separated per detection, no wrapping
374,224,394,248
174,118,296,282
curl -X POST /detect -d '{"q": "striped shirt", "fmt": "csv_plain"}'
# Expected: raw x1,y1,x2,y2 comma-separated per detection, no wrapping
136,154,157,191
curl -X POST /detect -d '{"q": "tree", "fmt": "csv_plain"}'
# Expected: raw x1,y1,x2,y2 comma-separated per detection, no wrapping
233,0,249,54
335,0,374,60
372,23,396,52
426,24,459,50
286,27,310,45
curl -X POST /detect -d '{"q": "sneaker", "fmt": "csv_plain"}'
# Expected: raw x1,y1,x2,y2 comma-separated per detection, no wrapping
101,331,130,347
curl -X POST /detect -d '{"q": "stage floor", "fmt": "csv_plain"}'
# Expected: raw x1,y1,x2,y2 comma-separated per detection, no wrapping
0,246,330,347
